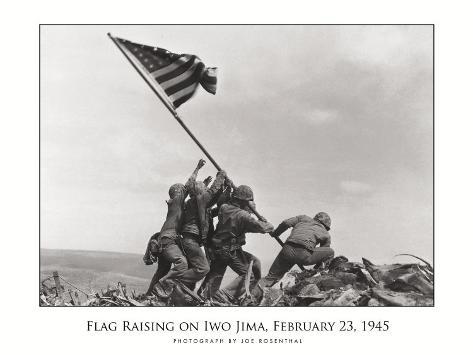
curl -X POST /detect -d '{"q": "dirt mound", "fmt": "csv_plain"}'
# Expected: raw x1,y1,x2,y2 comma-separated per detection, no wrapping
255,254,433,307
40,254,433,307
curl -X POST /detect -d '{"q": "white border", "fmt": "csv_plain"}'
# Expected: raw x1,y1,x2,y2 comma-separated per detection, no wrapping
2,0,472,353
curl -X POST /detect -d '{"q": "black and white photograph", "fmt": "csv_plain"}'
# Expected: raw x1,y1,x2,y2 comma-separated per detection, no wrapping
39,24,433,307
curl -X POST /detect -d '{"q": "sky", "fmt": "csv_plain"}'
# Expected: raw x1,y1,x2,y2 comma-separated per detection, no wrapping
40,25,433,270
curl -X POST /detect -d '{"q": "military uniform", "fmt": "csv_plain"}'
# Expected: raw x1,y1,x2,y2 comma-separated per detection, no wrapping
143,232,172,295
181,171,227,244
199,202,273,298
256,213,334,292
177,171,227,289
153,161,205,293
146,257,172,295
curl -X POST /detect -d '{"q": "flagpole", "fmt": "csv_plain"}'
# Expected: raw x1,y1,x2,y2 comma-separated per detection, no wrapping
108,33,305,269
108,33,267,221
107,33,222,171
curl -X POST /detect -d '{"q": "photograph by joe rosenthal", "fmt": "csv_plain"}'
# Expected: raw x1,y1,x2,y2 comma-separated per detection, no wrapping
39,24,433,307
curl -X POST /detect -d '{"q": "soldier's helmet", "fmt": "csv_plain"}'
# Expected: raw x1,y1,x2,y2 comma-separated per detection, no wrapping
168,183,185,198
232,185,254,201
314,212,331,231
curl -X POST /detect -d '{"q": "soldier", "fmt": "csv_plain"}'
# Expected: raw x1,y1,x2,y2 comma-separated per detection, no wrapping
143,232,172,295
178,170,229,290
199,185,274,301
143,172,215,296
153,159,206,297
252,212,335,301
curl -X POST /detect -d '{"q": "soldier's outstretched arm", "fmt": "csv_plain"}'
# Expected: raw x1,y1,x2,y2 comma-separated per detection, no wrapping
191,158,206,180
269,215,302,238
270,221,289,238
184,159,206,194
243,215,274,234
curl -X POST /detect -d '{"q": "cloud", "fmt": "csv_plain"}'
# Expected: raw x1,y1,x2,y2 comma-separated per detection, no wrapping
303,108,338,125
340,180,372,194
335,26,432,68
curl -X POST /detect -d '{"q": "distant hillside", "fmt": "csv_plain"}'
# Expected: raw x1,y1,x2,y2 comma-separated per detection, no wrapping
40,248,238,295
40,249,155,294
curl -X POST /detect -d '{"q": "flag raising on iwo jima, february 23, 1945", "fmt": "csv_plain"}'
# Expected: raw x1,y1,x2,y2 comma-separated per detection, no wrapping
40,27,433,307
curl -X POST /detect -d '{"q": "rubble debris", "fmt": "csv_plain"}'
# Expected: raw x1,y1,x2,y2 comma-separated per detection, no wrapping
386,271,434,296
40,274,146,307
266,254,433,307
316,275,346,291
395,253,433,271
296,284,324,300
331,288,360,306
259,288,284,306
371,288,433,307
273,272,297,290
40,254,433,306
367,298,382,307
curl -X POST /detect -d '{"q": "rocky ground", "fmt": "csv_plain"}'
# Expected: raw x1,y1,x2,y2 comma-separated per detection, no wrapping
40,254,433,307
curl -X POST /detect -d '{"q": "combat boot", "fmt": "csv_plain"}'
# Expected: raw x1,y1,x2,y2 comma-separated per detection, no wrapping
153,279,175,299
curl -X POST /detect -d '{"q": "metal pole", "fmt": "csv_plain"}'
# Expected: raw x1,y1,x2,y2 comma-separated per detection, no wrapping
108,33,305,268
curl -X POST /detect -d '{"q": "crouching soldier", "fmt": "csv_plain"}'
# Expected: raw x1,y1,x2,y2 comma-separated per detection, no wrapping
252,212,335,301
143,232,172,295
178,170,229,291
153,159,206,298
199,185,274,302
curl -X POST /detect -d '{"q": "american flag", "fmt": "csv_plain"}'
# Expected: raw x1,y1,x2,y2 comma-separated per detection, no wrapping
114,37,217,108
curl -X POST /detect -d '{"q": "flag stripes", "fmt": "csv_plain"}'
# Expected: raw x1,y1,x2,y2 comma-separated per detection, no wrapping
114,37,217,108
